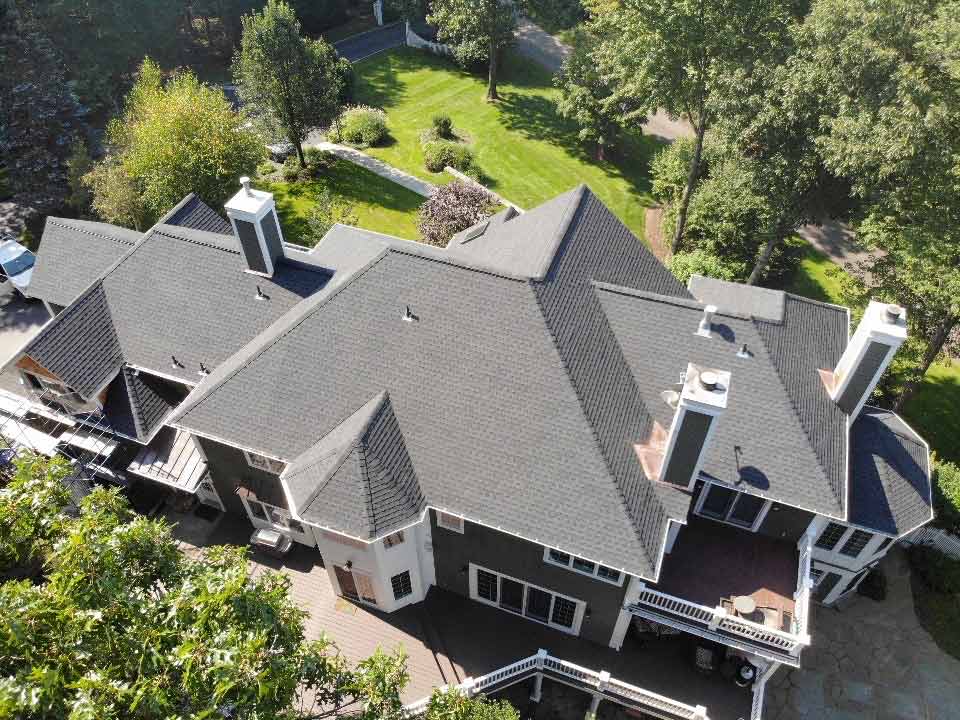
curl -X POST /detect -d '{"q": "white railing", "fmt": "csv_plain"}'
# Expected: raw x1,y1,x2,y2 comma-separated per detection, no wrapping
403,649,707,720
902,525,960,561
792,529,815,639
749,661,780,720
628,572,812,663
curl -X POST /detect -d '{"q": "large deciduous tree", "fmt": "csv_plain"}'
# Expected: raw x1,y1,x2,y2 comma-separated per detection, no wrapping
588,0,794,251
86,58,265,229
782,0,960,408
428,0,517,101
234,0,350,167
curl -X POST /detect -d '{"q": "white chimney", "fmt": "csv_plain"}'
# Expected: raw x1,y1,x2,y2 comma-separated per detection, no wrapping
825,300,907,418
658,363,730,489
224,177,285,277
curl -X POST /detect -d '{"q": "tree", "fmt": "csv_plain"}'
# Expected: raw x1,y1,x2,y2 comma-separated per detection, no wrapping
65,141,94,214
234,0,348,167
555,28,645,160
0,454,422,720
87,58,264,228
781,0,960,406
0,1,86,210
417,181,499,246
428,0,517,101
588,0,794,251
304,186,360,246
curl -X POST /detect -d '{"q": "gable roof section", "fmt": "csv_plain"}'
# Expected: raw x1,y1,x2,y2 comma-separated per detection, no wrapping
23,282,123,398
283,391,426,539
19,222,332,397
163,193,233,235
597,286,847,518
849,407,932,536
103,367,187,442
27,218,140,307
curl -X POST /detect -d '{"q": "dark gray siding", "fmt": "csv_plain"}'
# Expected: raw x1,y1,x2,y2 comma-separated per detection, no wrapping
234,219,268,274
195,436,285,517
261,211,284,266
430,510,628,646
661,410,712,487
813,571,841,602
757,503,814,543
837,342,888,413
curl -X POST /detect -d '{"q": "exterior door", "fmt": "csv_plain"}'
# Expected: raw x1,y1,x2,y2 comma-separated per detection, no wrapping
335,565,359,600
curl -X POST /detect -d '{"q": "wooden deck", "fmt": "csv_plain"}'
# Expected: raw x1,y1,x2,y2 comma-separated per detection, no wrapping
656,516,799,631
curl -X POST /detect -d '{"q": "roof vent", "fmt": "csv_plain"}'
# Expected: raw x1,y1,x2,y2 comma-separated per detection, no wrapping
255,285,269,301
240,176,253,196
884,304,904,324
198,363,209,377
171,355,184,369
736,343,751,359
696,305,717,338
401,305,418,323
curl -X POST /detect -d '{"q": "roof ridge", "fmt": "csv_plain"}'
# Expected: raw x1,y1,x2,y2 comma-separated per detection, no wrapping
153,224,240,255
47,217,140,246
531,184,588,280
751,313,845,510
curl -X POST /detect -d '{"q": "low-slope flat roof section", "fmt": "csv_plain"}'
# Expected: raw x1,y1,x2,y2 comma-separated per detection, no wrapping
174,248,653,576
596,286,846,517
27,218,140,307
850,407,932,536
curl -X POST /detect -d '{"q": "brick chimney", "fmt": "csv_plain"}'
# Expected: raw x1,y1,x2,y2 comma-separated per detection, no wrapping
224,177,285,277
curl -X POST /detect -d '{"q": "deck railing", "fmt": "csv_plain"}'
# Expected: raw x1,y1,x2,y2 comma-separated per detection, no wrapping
626,531,815,665
750,662,781,720
403,649,708,720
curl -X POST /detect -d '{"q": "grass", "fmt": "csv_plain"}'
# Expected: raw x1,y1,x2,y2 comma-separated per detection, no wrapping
909,547,960,660
353,47,663,239
782,243,846,305
267,157,423,245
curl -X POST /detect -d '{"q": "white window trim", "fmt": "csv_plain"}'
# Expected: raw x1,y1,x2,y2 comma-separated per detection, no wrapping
391,570,413,600
243,449,286,475
468,563,586,636
335,566,378,607
240,494,306,536
813,522,877,564
383,530,405,549
436,511,464,533
542,547,625,587
694,482,771,532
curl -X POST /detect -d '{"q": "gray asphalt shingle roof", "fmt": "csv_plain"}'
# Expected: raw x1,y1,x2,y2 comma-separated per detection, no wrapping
164,194,233,235
284,391,426,539
103,367,187,442
28,218,140,307
850,407,932,536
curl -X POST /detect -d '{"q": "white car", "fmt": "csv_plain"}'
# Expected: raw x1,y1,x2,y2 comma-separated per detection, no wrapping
0,238,35,294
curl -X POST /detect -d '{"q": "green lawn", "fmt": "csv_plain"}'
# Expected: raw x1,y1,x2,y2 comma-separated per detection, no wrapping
268,157,423,244
783,244,847,305
353,47,662,238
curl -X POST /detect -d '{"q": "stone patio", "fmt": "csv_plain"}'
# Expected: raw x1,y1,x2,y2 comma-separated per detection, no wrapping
765,547,960,720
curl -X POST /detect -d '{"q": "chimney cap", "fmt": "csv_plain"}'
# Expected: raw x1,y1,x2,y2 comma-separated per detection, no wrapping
884,304,904,323
681,363,730,410
240,176,252,196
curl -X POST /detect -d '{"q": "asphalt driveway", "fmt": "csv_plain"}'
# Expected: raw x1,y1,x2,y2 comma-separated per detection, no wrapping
333,21,405,63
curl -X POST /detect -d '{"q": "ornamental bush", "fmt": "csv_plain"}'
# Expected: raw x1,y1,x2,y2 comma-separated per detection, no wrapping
423,140,474,173
335,105,389,146
431,113,454,139
417,180,497,247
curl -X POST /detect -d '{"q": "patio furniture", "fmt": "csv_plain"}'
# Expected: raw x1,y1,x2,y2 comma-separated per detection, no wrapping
732,595,756,615
735,661,757,688
250,528,293,558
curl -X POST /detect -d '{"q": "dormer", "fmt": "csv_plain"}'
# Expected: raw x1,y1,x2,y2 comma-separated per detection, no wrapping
822,301,907,418
224,177,285,277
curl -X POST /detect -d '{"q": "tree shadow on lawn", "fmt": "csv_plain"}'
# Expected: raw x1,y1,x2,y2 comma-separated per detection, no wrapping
355,47,476,110
903,368,960,464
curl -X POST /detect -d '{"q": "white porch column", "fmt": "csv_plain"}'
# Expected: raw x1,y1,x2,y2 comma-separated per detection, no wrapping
585,671,609,720
609,577,643,650
530,648,547,702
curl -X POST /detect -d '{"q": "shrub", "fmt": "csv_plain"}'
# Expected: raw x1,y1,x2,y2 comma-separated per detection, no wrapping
282,155,301,181
256,160,278,180
934,459,960,533
431,113,454,139
417,180,497,247
667,250,741,285
335,106,388,147
303,185,359,247
303,147,336,177
423,140,474,173
909,545,960,594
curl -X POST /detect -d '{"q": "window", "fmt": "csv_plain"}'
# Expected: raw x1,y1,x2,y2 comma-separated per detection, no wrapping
248,501,268,521
470,564,584,635
839,530,873,558
243,450,286,475
391,571,413,600
810,568,825,586
321,530,368,550
543,548,624,586
874,537,893,555
437,511,464,533
815,522,847,551
840,569,868,596
240,494,307,536
477,569,498,602
696,484,768,529
383,531,405,549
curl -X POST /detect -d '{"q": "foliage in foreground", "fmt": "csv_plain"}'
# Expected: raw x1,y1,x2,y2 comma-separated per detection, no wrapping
417,181,498,247
426,687,520,720
933,459,960,534
305,186,360,245
86,58,265,229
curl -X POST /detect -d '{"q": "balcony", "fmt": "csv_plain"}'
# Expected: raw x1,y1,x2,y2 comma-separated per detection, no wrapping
626,517,814,666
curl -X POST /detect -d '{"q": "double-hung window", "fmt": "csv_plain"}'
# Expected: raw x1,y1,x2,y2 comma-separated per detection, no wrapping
243,450,286,475
543,548,623,586
815,522,847,550
839,530,873,558
696,483,768,530
383,531,405,549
